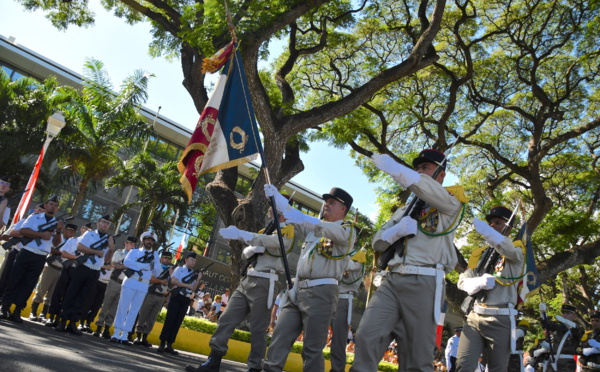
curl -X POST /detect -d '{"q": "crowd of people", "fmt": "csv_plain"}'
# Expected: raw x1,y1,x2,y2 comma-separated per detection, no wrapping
1,146,600,372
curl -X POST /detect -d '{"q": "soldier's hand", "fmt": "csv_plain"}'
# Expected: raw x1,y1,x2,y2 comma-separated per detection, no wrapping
371,153,420,188
40,231,53,240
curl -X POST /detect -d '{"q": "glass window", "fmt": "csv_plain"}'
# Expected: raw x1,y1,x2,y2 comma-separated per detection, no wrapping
78,199,108,222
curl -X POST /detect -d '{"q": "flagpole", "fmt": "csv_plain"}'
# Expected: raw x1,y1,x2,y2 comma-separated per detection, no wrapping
223,6,293,289
231,50,293,290
12,112,65,225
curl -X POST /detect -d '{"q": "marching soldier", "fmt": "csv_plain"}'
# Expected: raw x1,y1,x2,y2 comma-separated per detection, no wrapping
456,206,524,372
579,310,600,371
330,250,366,372
110,230,161,344
261,185,356,372
538,304,584,372
351,150,465,371
0,195,64,323
186,206,295,372
93,235,137,338
29,223,77,321
56,215,115,335
44,222,90,327
0,203,45,299
133,249,174,347
158,251,202,355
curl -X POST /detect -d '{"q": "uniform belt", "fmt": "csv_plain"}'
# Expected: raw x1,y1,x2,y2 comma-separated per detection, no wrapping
339,293,353,299
248,268,278,309
132,274,150,284
297,278,338,288
474,305,517,316
391,264,441,276
23,246,48,256
391,264,445,324
557,354,574,359
587,362,600,367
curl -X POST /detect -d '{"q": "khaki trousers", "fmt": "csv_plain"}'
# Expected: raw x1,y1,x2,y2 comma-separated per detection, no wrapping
263,284,338,372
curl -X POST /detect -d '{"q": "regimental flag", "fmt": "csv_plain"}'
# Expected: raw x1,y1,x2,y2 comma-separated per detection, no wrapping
178,42,261,202
515,222,540,305
436,300,448,350
12,145,45,225
175,233,187,261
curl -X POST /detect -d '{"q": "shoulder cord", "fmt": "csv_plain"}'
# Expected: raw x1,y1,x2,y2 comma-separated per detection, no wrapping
418,203,467,237
309,222,357,260
264,235,296,257
341,263,365,285
493,240,528,285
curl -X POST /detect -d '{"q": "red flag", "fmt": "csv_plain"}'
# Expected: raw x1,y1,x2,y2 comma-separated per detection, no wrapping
12,146,45,225
175,233,187,260
436,301,448,350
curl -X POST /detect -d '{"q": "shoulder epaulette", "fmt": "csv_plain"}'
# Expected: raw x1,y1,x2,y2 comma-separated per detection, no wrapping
280,225,294,239
468,245,489,270
445,185,469,203
582,330,593,342
258,228,266,234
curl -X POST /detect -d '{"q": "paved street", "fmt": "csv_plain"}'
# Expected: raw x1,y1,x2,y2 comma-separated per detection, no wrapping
0,317,249,372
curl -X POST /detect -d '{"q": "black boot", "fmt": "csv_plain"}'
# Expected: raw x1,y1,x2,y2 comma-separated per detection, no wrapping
133,333,143,345
127,331,134,342
54,319,67,332
185,350,223,372
29,302,41,321
40,304,50,321
93,325,103,337
164,342,178,355
157,340,166,353
8,307,23,323
102,327,112,339
140,333,152,348
66,321,83,336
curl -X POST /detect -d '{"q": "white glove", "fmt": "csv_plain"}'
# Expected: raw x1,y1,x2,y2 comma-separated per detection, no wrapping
283,209,320,231
242,245,265,259
219,226,254,242
533,348,548,357
460,273,496,296
473,218,506,246
381,217,418,244
264,184,291,213
555,315,576,329
583,347,600,356
371,153,420,189
589,339,600,348
540,341,550,349
539,303,547,312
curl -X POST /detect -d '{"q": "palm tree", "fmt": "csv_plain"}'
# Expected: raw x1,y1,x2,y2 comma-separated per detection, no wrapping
106,152,188,238
52,58,154,215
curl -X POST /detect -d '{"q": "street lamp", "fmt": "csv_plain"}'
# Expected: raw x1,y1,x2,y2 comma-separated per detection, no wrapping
46,112,66,139
11,111,66,224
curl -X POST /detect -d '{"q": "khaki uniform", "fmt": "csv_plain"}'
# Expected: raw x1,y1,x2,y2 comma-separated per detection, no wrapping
330,260,364,372
580,330,600,371
351,175,462,372
209,225,293,370
263,220,356,372
456,238,523,372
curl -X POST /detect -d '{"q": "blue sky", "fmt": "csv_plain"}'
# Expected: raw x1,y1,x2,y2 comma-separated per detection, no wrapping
0,2,391,223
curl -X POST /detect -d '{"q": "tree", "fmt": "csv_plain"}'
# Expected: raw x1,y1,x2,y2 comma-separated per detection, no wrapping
0,71,72,192
20,0,450,287
51,58,155,216
311,0,600,314
106,152,188,238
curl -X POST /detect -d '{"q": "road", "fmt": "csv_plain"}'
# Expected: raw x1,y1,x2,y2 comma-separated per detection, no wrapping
0,317,250,372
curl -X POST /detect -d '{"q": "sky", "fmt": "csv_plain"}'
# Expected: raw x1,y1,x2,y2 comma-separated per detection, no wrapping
0,1,385,222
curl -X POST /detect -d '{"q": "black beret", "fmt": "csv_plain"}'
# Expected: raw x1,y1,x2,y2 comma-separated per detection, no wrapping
126,236,138,243
65,223,78,231
562,304,577,313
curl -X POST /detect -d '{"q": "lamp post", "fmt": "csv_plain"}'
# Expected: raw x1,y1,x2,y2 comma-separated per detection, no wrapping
12,112,66,224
